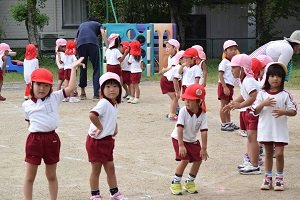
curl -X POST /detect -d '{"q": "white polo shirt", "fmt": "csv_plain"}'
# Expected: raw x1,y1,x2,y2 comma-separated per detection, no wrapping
62,54,77,70
121,54,130,71
182,65,202,86
171,106,208,143
173,64,182,80
23,58,39,84
88,98,118,139
240,76,261,109
128,55,142,73
218,58,234,86
105,48,123,65
22,90,66,132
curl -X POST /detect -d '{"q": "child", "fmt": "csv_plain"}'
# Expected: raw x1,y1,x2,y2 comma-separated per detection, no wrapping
224,54,262,175
22,58,84,200
23,44,39,100
170,83,208,195
127,40,143,104
159,39,181,120
62,40,84,103
192,45,207,87
252,62,297,191
218,40,239,131
0,43,12,101
55,38,67,91
86,72,126,200
105,33,128,79
120,41,131,98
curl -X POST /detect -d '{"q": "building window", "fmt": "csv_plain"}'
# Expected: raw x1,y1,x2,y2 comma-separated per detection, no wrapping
62,0,88,28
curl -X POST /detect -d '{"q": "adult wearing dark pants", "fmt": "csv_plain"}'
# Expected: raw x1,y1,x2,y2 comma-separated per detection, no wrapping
76,17,108,99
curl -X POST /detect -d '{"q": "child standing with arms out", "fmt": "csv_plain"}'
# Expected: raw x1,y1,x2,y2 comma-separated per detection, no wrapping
119,41,131,98
159,39,181,120
0,43,12,101
252,62,297,191
22,58,84,200
170,83,208,195
55,38,67,91
218,40,239,131
86,72,126,200
23,44,39,100
127,40,143,104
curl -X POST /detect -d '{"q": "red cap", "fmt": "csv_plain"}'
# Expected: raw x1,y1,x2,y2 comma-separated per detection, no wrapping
183,48,198,58
65,40,77,55
129,40,141,56
120,41,130,52
181,83,206,100
251,58,264,80
31,68,53,85
25,44,37,60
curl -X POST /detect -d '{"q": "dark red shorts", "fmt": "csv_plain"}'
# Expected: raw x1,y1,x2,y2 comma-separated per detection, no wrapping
0,70,3,82
217,83,234,101
64,69,71,80
58,68,65,81
25,131,61,165
122,70,131,85
172,138,201,162
107,64,122,77
259,141,288,147
242,109,258,131
160,76,175,94
239,111,247,131
130,72,142,84
86,135,115,163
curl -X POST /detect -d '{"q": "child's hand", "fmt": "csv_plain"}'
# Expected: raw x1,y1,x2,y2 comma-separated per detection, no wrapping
272,108,285,118
263,97,276,107
91,128,103,137
71,57,85,69
230,101,241,110
222,104,231,113
81,63,86,69
179,145,187,158
200,149,209,161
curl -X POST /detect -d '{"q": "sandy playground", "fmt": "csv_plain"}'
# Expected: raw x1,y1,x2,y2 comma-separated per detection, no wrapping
0,80,300,200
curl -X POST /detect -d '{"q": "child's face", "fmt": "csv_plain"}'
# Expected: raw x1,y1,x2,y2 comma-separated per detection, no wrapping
268,74,283,89
4,50,9,55
165,43,176,56
225,46,238,59
184,99,199,111
103,82,120,100
32,82,51,99
231,66,241,78
293,44,300,54
182,57,194,67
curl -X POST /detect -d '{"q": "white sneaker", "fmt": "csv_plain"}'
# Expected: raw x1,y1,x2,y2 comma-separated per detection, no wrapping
237,161,251,170
127,97,134,103
126,95,132,100
131,98,139,104
239,164,261,175
62,97,69,102
239,130,248,137
69,97,80,103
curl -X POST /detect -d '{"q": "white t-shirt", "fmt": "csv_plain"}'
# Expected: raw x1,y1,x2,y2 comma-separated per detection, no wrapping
128,55,142,73
23,58,39,84
56,52,65,69
240,76,261,109
182,65,202,86
173,64,182,80
171,106,208,143
88,98,118,140
22,90,66,132
218,58,234,85
105,48,123,65
163,56,175,80
252,90,297,143
62,54,77,70
121,54,130,71
0,54,7,69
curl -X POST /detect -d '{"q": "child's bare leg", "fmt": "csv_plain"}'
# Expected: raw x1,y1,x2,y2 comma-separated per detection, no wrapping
134,84,140,98
24,163,38,200
189,161,202,176
264,144,274,171
275,146,284,172
45,164,58,200
167,92,177,115
220,99,230,123
90,162,102,191
103,161,117,188
175,160,189,176
247,130,259,166
122,83,129,96
57,80,63,90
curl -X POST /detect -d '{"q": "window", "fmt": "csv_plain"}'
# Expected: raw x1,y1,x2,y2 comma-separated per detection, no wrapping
62,0,88,28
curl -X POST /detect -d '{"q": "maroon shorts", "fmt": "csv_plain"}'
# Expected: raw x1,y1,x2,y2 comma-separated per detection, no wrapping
130,72,142,84
160,76,175,94
64,69,71,80
107,64,122,77
241,109,258,131
259,141,288,147
122,70,131,85
58,68,65,81
239,111,247,131
217,83,234,101
0,70,3,82
86,135,115,163
172,138,201,162
25,131,61,165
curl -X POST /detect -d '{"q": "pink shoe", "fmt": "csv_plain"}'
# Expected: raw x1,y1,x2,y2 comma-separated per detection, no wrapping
90,195,102,200
110,191,127,200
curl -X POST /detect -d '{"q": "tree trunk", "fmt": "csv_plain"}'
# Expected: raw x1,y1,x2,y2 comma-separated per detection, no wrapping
27,0,38,45
256,0,272,46
169,0,186,48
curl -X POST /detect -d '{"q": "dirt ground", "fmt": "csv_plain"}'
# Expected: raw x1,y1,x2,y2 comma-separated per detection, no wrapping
0,81,300,200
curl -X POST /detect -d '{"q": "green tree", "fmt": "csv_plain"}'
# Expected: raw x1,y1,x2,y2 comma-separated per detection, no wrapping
10,0,49,45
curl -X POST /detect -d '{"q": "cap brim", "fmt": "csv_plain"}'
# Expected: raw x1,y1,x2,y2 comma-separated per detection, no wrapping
284,37,300,44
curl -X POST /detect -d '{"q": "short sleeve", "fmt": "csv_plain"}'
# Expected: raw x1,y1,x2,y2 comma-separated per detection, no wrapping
90,100,108,117
285,92,297,111
218,59,226,72
176,107,186,127
200,113,208,131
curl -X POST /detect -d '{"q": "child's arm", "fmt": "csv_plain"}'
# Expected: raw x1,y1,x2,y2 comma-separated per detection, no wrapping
140,61,146,71
89,112,103,137
218,71,230,96
113,123,118,136
194,77,200,83
118,49,129,63
101,27,108,49
64,57,84,96
200,130,208,161
272,107,297,118
253,97,276,115
201,62,207,87
173,78,181,99
229,91,258,111
1,56,8,75
223,94,244,113
177,126,187,158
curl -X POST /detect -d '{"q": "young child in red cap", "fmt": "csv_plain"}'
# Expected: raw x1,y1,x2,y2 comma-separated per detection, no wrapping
22,58,84,200
23,44,39,100
170,83,208,195
192,45,207,87
119,41,131,98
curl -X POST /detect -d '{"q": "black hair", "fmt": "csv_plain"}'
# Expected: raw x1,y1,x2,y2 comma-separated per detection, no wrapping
100,79,122,104
88,16,100,22
30,82,52,99
57,45,65,52
262,64,285,91
110,36,121,49
133,55,142,62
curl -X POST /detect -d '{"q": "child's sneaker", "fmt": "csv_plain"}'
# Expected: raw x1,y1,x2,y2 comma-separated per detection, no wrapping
229,122,240,130
130,98,140,104
221,123,234,131
69,97,80,103
237,161,251,170
62,97,69,102
110,191,127,200
90,195,102,200
0,95,6,101
127,97,134,103
239,164,261,175
126,95,132,100
170,182,182,195
183,181,198,194
274,177,284,191
258,156,264,166
167,114,178,121
260,175,272,190
80,93,87,100
239,130,248,137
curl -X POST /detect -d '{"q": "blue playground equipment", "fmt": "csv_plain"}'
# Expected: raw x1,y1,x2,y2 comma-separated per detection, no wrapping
5,55,24,73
